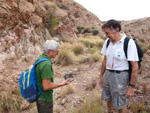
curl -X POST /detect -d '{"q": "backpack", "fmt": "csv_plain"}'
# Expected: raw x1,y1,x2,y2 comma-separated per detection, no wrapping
106,37,144,80
19,58,50,103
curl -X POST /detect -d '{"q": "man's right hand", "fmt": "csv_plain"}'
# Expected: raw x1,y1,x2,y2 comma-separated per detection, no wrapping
99,76,104,87
62,78,70,86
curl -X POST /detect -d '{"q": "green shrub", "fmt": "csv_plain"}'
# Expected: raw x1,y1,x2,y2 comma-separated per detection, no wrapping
101,37,107,40
92,30,99,35
77,26,84,34
90,42,95,48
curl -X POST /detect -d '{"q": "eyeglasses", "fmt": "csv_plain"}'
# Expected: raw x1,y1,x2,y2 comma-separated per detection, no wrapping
52,50,59,53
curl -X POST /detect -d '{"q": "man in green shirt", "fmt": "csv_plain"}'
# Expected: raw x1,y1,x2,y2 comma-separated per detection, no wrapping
36,40,69,113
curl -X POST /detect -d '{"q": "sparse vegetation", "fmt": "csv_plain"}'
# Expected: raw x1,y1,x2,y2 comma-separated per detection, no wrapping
44,5,60,36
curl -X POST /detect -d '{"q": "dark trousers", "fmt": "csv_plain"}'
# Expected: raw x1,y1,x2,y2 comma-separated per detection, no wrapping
36,99,53,113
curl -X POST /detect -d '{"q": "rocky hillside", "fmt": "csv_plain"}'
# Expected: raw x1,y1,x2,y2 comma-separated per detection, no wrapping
121,17,150,42
0,0,103,92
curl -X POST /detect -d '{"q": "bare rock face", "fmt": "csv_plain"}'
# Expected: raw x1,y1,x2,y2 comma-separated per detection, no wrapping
19,0,35,13
30,14,43,26
121,17,150,42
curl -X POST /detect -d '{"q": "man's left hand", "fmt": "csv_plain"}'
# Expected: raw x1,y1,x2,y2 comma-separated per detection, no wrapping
125,86,134,98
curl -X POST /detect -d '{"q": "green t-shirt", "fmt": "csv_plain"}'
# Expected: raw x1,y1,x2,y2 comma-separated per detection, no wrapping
36,53,54,102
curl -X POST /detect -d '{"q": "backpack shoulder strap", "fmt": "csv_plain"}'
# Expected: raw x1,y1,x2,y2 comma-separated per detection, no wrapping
106,39,110,48
124,37,130,58
35,58,50,66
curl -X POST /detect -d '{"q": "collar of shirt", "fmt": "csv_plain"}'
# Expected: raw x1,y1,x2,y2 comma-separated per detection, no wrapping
119,33,126,43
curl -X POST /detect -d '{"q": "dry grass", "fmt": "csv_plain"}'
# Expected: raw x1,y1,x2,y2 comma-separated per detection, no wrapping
72,43,84,55
130,102,147,113
139,41,150,54
0,89,23,113
55,49,75,66
141,82,148,94
71,90,104,113
60,84,75,99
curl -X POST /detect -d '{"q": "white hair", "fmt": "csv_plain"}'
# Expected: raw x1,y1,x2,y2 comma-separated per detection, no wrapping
44,40,61,53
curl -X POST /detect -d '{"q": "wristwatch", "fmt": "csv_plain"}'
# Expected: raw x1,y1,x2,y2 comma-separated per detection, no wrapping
129,84,135,88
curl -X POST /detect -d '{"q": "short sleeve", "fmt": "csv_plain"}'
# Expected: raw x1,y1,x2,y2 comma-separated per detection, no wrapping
101,39,109,55
127,39,139,61
39,61,53,79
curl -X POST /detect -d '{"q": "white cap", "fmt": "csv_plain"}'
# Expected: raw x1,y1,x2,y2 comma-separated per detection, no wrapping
44,40,61,53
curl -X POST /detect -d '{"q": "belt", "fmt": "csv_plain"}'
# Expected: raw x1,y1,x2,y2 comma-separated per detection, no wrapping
108,70,129,74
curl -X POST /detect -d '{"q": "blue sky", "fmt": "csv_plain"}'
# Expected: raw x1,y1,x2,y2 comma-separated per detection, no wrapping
74,0,150,21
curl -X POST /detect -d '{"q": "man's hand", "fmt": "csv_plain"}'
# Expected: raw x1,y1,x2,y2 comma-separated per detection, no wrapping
61,78,70,86
99,76,104,87
125,86,134,98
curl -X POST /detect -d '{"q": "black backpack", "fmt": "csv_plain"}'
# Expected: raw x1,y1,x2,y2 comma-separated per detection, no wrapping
106,37,143,80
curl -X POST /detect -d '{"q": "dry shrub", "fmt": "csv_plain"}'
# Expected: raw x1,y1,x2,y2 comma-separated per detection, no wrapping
88,48,97,54
142,46,148,54
73,43,84,55
139,62,145,73
96,41,104,48
0,89,23,113
139,41,149,54
82,40,91,47
55,49,74,66
89,53,101,63
78,55,90,63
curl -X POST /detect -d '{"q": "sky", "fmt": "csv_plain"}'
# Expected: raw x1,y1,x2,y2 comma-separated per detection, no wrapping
74,0,150,21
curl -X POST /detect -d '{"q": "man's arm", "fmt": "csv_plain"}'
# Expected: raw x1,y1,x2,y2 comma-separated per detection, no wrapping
42,78,69,91
125,61,138,98
99,56,106,87
100,56,106,77
130,61,139,84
